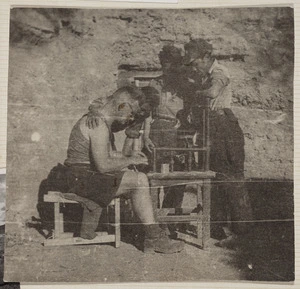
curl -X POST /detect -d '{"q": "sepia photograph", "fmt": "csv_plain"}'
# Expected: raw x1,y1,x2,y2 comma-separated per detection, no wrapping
4,7,294,283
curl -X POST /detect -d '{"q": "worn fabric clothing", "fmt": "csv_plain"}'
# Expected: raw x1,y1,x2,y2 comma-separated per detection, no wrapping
211,179,253,236
65,115,116,167
182,59,245,177
80,204,103,239
208,108,245,178
190,106,251,235
182,59,252,236
47,163,124,208
50,114,124,208
204,108,250,236
180,59,231,111
206,59,232,111
64,120,90,166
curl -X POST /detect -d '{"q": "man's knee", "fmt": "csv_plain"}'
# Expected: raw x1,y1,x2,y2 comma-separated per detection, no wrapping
121,171,149,188
137,172,149,187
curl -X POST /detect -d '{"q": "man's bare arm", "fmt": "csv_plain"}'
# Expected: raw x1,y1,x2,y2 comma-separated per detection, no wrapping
89,123,148,173
122,137,134,156
143,116,155,152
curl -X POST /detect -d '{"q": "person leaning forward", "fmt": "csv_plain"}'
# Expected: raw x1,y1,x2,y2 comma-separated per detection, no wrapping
47,86,184,254
183,39,253,248
87,86,161,169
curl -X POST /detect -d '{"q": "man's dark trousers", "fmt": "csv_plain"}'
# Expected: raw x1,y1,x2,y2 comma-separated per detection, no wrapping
193,107,253,237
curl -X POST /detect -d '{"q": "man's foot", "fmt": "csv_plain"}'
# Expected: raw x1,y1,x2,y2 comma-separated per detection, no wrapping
144,229,184,254
211,225,228,240
79,230,97,240
215,234,239,250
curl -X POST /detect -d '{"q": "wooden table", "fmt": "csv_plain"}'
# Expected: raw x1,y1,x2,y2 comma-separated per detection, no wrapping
147,170,216,249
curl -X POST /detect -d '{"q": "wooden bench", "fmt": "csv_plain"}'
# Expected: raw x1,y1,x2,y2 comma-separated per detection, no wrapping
43,191,120,247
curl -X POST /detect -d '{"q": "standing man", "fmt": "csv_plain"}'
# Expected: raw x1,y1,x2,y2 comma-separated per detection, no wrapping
48,86,184,254
183,38,253,247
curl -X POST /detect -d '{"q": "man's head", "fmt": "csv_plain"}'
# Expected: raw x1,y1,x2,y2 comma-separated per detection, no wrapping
109,86,145,128
183,39,214,75
159,45,182,72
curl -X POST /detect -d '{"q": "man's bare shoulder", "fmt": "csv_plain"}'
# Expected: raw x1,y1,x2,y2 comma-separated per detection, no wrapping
79,115,109,139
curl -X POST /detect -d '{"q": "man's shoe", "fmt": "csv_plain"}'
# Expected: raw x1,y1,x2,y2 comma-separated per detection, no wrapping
215,234,239,250
144,230,184,254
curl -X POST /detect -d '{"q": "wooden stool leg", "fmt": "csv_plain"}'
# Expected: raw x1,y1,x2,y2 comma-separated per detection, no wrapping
105,206,110,233
196,183,203,242
202,179,211,249
150,183,159,218
114,198,121,248
54,202,63,238
159,186,165,209
44,192,122,247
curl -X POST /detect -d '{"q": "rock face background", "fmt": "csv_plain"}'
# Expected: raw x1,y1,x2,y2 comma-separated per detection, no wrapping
6,8,293,232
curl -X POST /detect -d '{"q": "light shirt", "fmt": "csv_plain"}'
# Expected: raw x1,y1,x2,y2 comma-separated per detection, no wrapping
204,59,232,111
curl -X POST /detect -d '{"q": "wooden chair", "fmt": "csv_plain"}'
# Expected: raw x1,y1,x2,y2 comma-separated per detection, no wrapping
43,191,120,247
147,99,216,249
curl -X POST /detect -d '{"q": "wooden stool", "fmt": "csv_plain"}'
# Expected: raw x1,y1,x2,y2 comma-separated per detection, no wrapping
43,191,120,247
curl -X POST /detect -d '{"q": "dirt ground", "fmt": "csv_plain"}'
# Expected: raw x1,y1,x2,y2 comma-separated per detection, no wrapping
3,221,294,283
3,179,294,283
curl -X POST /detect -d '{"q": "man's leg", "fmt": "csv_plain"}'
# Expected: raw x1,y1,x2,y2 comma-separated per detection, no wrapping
209,113,230,239
224,110,253,236
63,194,103,240
227,180,253,235
80,204,102,240
216,111,253,248
115,171,184,254
210,181,228,240
115,171,155,224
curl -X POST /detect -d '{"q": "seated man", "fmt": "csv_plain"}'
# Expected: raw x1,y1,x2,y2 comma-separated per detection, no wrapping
47,86,184,254
87,86,161,169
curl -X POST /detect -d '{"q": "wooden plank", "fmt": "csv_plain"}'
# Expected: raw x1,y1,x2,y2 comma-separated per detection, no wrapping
156,208,171,217
177,231,202,247
44,192,78,204
45,192,116,206
150,179,203,187
153,147,208,152
147,171,216,180
56,232,109,239
157,208,195,216
44,234,116,247
157,215,199,223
